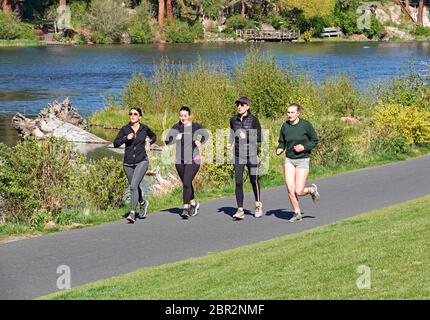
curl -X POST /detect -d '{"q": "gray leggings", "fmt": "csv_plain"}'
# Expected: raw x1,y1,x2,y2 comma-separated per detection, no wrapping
123,161,149,212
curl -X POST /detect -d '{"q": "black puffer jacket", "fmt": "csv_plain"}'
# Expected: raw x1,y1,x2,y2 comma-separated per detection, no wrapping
229,112,262,158
113,123,157,164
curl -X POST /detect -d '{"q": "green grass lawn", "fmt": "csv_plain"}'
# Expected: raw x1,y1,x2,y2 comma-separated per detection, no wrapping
42,195,430,300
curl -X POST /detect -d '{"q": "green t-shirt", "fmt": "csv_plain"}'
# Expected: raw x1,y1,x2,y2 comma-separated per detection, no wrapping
277,119,318,159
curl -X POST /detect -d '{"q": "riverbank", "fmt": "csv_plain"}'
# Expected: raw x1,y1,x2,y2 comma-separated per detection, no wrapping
0,39,47,47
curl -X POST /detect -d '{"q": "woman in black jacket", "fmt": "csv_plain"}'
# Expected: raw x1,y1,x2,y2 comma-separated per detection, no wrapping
165,106,209,219
228,96,263,220
114,108,157,223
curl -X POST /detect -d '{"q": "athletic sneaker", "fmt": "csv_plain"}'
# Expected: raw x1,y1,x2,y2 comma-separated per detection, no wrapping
181,207,190,219
138,200,149,219
310,183,320,204
190,201,200,217
254,202,263,218
233,208,245,220
126,211,136,223
289,212,303,223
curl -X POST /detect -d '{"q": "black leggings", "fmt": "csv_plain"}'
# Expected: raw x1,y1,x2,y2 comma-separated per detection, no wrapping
234,160,260,208
175,163,200,204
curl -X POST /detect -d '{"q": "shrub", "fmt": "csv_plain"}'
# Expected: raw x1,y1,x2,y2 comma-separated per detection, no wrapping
0,11,36,40
371,103,430,146
165,20,199,43
127,1,154,44
86,158,128,210
414,26,430,37
225,14,255,33
362,15,383,39
312,119,356,167
90,31,114,44
70,1,89,30
303,28,314,42
233,48,291,118
85,0,128,42
128,20,153,44
322,74,363,117
0,137,85,225
123,73,152,111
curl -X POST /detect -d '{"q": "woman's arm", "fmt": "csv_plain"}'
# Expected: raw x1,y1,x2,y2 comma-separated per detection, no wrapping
113,127,128,148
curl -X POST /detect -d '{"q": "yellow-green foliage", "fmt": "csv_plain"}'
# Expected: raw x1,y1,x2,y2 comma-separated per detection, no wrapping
371,104,430,146
276,0,336,18
123,73,151,112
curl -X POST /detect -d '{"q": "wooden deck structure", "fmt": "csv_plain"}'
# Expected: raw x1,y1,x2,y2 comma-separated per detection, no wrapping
236,29,300,41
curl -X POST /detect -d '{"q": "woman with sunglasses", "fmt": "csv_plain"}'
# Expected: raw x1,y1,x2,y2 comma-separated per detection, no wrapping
114,108,157,223
165,106,209,219
228,96,263,220
276,103,320,223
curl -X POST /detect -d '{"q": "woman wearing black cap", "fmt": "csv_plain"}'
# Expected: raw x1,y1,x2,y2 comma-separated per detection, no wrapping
165,106,209,219
228,96,263,220
114,108,157,223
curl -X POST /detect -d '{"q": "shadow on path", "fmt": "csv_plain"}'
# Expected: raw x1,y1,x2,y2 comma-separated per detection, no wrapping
266,209,316,221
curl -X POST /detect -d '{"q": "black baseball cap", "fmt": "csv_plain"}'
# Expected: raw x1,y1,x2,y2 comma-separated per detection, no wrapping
235,96,249,105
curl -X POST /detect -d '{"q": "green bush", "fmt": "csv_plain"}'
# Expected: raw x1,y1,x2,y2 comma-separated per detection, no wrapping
0,137,86,225
70,1,89,30
225,14,255,33
85,0,128,42
0,11,36,40
191,22,205,40
165,20,198,43
322,74,364,117
90,31,114,44
123,73,152,111
128,20,153,44
86,158,128,210
233,48,291,118
127,1,154,44
312,119,356,167
362,15,383,39
414,26,430,37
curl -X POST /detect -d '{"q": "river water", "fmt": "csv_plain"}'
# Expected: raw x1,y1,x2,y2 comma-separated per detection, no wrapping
1,41,429,147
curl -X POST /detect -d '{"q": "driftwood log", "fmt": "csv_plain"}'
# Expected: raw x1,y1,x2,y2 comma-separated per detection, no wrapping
12,98,108,144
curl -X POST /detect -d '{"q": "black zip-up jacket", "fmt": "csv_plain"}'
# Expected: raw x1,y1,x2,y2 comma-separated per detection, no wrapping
165,122,209,163
113,123,157,165
229,112,262,158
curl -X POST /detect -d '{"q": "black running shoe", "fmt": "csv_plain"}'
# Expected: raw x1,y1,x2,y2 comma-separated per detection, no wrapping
190,202,200,217
138,200,149,219
180,208,190,219
126,212,136,223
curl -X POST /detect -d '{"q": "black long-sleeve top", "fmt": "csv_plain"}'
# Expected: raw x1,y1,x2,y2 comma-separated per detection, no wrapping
113,123,157,165
164,122,209,164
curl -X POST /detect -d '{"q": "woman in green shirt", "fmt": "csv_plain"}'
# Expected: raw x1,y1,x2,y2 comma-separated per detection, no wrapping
276,104,320,222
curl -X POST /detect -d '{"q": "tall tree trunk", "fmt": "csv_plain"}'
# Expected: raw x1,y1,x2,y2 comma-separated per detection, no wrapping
59,0,67,6
241,0,245,17
158,0,165,29
3,0,12,13
418,0,424,25
166,0,173,23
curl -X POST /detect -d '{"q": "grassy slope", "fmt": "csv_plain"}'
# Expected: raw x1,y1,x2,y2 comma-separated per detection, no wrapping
43,195,430,300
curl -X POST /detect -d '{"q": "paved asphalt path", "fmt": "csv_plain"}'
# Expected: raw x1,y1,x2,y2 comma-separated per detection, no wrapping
1,154,430,299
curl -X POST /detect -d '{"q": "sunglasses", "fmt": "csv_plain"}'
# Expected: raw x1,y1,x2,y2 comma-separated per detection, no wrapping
236,103,246,107
129,112,140,116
